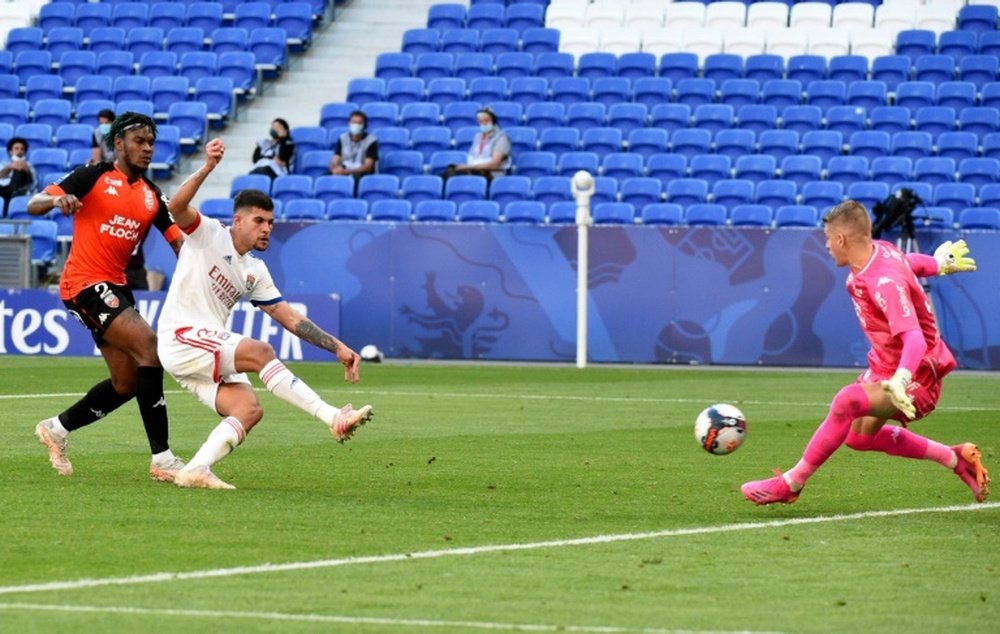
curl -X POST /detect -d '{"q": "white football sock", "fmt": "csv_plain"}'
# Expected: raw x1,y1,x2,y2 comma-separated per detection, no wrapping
151,448,177,466
259,359,338,426
187,417,246,470
48,417,69,440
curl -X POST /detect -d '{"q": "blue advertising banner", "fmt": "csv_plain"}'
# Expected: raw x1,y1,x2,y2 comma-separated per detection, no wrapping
0,289,341,361
133,223,1000,369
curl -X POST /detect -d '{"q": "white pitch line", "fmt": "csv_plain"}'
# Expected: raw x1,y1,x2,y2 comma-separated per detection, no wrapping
0,502,996,597
0,603,777,634
0,388,994,413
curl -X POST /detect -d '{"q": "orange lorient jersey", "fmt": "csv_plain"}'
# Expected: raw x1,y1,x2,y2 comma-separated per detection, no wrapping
46,162,181,300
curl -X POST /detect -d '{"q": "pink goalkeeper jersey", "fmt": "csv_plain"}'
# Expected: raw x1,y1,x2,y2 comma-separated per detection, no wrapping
846,240,956,380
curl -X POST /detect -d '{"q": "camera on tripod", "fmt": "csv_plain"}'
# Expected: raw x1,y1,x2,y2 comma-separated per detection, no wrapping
871,188,924,241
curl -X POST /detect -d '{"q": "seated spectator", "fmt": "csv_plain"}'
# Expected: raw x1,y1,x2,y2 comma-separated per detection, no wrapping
0,137,36,213
90,109,116,164
329,110,378,190
250,118,295,179
445,107,511,182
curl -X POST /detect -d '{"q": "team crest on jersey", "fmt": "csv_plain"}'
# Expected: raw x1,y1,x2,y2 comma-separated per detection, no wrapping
144,187,155,212
99,287,119,309
246,273,256,290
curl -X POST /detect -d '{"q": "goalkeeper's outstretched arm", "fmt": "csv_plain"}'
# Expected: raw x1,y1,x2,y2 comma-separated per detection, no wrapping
906,240,977,278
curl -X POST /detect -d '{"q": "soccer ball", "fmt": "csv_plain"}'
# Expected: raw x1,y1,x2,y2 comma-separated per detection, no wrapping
694,404,747,455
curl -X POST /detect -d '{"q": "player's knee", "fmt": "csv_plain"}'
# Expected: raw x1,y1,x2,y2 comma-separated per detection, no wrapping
132,331,160,366
830,385,870,420
110,375,135,395
845,431,877,451
236,404,264,427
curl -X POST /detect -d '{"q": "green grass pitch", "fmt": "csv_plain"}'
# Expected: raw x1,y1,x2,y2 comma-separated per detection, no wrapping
1,356,998,633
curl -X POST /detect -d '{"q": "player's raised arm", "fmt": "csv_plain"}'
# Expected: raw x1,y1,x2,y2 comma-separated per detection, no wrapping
259,301,362,383
905,240,977,278
167,138,226,229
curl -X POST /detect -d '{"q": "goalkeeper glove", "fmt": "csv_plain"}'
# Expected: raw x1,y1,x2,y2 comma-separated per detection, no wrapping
881,369,915,420
934,240,976,276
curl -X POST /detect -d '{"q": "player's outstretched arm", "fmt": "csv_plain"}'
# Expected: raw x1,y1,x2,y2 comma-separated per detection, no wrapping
261,302,362,383
167,138,226,229
27,192,81,217
933,239,976,276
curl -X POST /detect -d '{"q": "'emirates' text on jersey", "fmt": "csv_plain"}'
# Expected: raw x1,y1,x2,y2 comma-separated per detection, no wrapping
847,240,955,379
157,213,282,333
46,162,180,300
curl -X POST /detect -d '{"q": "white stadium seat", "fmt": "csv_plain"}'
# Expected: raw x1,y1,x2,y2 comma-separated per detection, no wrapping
641,29,685,58
790,2,833,30
747,2,789,30
684,28,726,64
559,27,602,58
808,28,851,59
705,2,747,30
625,3,664,31
875,4,917,31
600,28,639,56
915,5,957,33
724,29,766,58
766,29,809,58
664,2,705,30
585,3,625,30
832,3,875,30
545,1,588,30
850,28,896,60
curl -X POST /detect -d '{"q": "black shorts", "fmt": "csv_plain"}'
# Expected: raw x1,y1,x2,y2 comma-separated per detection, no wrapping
63,282,137,346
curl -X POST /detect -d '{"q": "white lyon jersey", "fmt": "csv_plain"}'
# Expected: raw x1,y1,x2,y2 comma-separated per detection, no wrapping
158,213,282,334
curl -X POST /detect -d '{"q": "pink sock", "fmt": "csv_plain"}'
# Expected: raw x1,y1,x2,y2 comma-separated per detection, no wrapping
845,426,956,468
785,384,870,489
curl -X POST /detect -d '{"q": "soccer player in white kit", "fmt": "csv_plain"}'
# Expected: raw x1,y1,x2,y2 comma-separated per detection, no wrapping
158,139,373,489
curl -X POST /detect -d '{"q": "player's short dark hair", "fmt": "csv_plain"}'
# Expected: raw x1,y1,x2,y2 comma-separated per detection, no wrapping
7,136,27,153
233,188,274,214
348,110,367,128
106,111,157,151
823,200,871,231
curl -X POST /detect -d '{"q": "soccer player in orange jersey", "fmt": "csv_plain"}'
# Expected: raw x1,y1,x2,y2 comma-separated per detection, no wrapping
28,112,186,482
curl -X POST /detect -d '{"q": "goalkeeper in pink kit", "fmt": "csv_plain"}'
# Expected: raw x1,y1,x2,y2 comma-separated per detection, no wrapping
742,200,990,506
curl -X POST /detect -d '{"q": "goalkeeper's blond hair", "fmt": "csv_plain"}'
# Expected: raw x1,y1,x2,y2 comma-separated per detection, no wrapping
823,200,871,238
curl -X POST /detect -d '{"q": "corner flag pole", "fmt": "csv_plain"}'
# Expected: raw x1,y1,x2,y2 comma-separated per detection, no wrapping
572,171,594,369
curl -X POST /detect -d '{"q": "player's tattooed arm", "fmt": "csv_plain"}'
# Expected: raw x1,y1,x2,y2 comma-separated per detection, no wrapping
295,319,340,354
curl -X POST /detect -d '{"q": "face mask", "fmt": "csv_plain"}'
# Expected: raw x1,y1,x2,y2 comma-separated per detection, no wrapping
269,129,279,139
479,123,493,133
99,123,111,135
349,123,364,135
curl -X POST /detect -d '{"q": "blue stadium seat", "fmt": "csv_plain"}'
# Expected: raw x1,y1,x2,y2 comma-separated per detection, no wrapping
444,174,488,203
828,55,868,84
531,176,570,207
670,129,712,159
937,132,979,161
328,199,370,221
509,76,548,106
536,104,574,133
745,54,784,82
33,100,72,129
150,76,189,117
400,175,443,204
539,127,580,155
627,128,669,159
592,202,635,225
807,80,847,110
581,127,622,158
938,30,976,60
684,203,727,226
386,77,426,106
824,106,865,136
376,53,413,80
410,126,450,161
468,76,507,104
112,76,152,104
111,3,147,30
46,27,84,59
666,179,708,206
57,51,96,86
187,3,224,32
0,100,29,127
936,81,977,112
75,3,112,34
640,203,683,226
292,126,328,157
275,2,314,49
591,78,630,107
703,53,742,83
736,105,777,134
871,156,913,184
74,100,115,128
89,27,127,55
231,174,272,197
607,103,647,135
179,51,218,84
356,174,399,203
380,150,424,178
735,155,777,183
758,130,800,161
428,4,466,30
646,154,687,183
689,154,731,183
283,199,326,221
849,130,891,160
0,75,17,101
712,180,754,211
347,78,386,106
591,177,618,206
400,102,441,131
693,104,734,134
312,175,355,203
534,52,574,80
578,52,617,80
633,77,672,109
912,206,954,231
868,107,909,135
730,204,773,227
165,27,205,55
719,79,760,108
489,101,522,128
979,183,1000,208
505,126,538,155
755,179,797,208
402,29,440,54
458,200,501,223
503,201,545,224
932,182,976,214
233,2,271,31
467,4,503,30
891,132,933,160
210,28,250,55
451,51,490,79
150,125,181,176
601,153,643,180
414,52,454,81
24,76,63,107
676,78,715,107
786,55,826,86
914,107,956,137
425,78,465,107
714,129,755,160
480,28,519,55
617,52,656,80
780,155,823,188
54,124,92,152
271,175,314,205
658,52,698,83
39,4,74,31
557,152,599,178
26,219,58,268
201,198,234,221
846,181,890,209
127,27,165,59
294,151,332,178
486,175,530,211
958,207,1000,230
801,181,843,210
168,101,208,147
521,28,559,54
914,55,955,84
250,27,289,73
138,51,178,79
546,201,577,224
801,130,843,161
362,102,399,130
959,108,1000,137
619,178,662,211
980,31,1000,57
6,27,43,55
14,51,52,84
958,157,1000,187
549,77,589,105
414,199,457,222
895,30,935,61
494,52,532,79
958,55,999,88
895,81,935,112
762,80,803,112
505,4,544,32
826,156,868,184
983,83,1000,109
871,55,912,91
847,80,887,111
957,5,999,32
30,148,68,176
649,103,690,132
774,205,819,227
984,133,1000,159
781,106,823,135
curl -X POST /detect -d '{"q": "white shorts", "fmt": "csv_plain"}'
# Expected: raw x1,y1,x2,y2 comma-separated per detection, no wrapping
158,325,252,411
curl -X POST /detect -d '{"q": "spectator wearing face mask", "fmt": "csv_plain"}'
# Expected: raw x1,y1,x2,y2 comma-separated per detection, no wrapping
0,136,36,213
90,109,116,164
249,118,295,179
329,110,378,192
445,107,511,182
